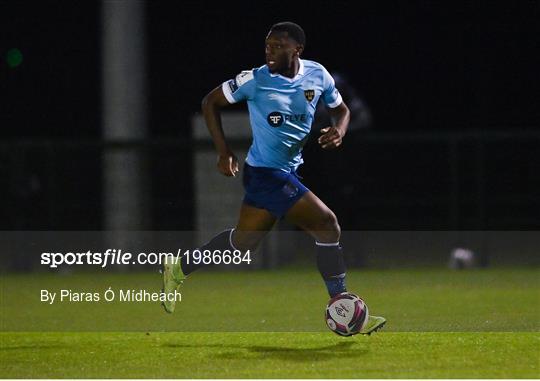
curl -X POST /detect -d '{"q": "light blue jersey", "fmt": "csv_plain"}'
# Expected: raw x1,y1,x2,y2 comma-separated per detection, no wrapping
222,59,343,172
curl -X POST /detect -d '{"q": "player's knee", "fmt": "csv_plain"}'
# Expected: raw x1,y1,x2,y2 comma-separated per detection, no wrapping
315,211,341,242
322,210,340,232
333,221,342,241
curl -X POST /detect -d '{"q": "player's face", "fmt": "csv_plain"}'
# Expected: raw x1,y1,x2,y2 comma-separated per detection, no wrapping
265,31,301,74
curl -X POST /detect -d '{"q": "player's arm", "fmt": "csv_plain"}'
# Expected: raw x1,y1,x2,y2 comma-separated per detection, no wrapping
201,86,239,177
318,101,351,150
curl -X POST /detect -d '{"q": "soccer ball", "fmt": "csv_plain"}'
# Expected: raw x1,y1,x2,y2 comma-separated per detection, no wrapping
325,292,369,336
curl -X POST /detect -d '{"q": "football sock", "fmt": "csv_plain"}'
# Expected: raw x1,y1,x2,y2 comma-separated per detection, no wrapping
181,229,236,275
316,241,347,297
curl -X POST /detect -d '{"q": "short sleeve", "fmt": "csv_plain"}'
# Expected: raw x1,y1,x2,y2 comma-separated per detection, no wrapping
321,68,343,108
222,69,256,104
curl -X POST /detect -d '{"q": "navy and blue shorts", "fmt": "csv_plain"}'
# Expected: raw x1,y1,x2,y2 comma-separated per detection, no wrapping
242,163,309,218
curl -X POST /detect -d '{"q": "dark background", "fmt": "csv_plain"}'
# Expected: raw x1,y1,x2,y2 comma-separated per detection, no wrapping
1,0,539,230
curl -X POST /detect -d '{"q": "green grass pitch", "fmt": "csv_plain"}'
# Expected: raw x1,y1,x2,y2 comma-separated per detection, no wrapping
1,268,539,378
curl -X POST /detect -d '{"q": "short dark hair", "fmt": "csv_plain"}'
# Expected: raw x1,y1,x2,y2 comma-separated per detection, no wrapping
270,22,306,46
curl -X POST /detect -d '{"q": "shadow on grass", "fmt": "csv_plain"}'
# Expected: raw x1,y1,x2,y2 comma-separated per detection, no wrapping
164,340,368,362
244,341,367,362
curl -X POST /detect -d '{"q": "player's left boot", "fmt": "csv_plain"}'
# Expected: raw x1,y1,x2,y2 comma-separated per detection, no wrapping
360,315,386,335
161,255,186,314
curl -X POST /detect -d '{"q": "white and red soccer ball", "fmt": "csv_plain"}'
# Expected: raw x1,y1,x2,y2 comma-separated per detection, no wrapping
325,292,369,336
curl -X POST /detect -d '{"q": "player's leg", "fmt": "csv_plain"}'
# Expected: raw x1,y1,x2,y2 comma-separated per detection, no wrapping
181,202,276,276
232,202,277,250
284,191,341,242
285,191,345,297
162,202,275,313
285,191,386,334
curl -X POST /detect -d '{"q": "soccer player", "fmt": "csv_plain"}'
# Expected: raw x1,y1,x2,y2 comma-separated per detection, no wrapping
163,22,386,334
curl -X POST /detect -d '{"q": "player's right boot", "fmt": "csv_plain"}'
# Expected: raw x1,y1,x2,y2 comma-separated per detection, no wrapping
360,315,386,335
161,255,186,314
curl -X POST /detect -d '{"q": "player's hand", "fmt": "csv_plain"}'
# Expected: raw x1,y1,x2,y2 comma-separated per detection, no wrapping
318,126,344,149
217,151,239,177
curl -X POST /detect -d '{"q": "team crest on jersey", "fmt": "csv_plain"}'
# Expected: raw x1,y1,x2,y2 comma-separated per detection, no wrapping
304,89,315,102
